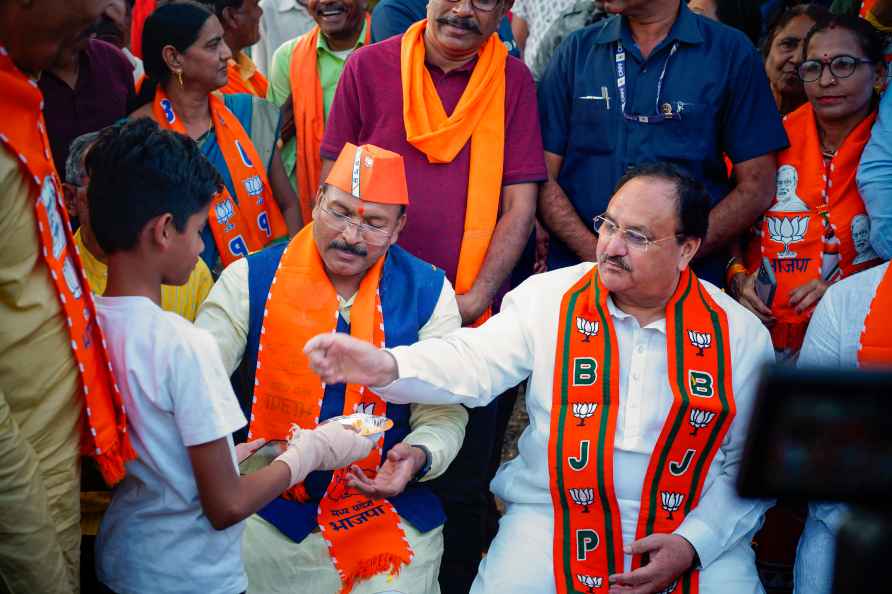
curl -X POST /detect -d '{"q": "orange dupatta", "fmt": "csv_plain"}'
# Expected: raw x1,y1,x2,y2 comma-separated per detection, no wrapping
220,53,269,97
859,264,892,366
756,103,879,352
0,48,135,484
153,87,288,266
290,15,372,224
401,19,507,326
549,267,735,594
249,225,412,593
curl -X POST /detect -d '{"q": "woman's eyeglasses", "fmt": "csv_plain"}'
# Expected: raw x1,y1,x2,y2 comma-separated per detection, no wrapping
798,55,874,83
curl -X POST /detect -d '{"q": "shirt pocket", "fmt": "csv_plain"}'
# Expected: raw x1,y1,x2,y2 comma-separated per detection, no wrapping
569,94,618,155
659,100,714,157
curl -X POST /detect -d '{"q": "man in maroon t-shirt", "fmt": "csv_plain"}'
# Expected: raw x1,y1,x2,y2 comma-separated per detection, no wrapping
320,1,546,592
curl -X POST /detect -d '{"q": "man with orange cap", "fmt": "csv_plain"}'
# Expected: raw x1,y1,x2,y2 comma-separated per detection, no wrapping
195,142,469,594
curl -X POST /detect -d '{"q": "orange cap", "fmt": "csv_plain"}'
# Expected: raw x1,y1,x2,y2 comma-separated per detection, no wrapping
324,143,410,205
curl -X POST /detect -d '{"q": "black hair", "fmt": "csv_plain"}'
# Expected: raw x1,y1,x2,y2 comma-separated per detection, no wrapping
761,3,831,58
130,1,214,111
194,0,244,20
803,13,886,65
714,0,762,46
614,162,710,241
85,118,223,254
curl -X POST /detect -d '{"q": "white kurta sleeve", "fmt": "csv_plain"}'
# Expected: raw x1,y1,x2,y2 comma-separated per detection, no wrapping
194,257,250,376
403,277,468,480
674,319,776,568
797,289,843,368
375,281,536,408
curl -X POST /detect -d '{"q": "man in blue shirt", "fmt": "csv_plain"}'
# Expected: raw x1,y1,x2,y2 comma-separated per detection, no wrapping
538,0,788,285
372,0,520,57
857,76,892,260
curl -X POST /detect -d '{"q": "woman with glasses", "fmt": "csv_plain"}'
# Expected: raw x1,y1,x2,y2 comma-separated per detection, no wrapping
729,13,886,361
129,1,300,275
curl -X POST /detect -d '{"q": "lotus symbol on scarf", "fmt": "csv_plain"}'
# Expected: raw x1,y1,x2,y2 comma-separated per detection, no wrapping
689,409,716,436
658,580,679,594
569,487,595,513
215,198,236,231
353,401,375,415
576,574,603,592
572,402,598,426
687,330,712,356
576,317,600,342
767,215,809,259
660,491,684,520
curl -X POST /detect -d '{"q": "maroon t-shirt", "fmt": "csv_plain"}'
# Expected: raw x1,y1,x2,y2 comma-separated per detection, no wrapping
39,39,135,175
321,35,547,286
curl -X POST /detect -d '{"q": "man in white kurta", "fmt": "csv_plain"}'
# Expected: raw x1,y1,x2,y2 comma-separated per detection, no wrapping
306,163,776,594
792,260,892,594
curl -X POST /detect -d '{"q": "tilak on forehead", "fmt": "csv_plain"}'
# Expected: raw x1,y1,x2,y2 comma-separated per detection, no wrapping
325,142,411,207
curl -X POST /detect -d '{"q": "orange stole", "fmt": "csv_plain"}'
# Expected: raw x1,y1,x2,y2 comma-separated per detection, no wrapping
861,0,877,17
249,225,411,593
289,15,372,224
859,265,892,366
152,87,287,266
549,267,735,594
400,19,506,326
220,58,269,97
757,103,878,351
0,49,135,484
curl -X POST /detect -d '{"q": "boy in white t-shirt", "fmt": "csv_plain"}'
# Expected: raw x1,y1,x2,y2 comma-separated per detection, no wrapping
87,119,373,594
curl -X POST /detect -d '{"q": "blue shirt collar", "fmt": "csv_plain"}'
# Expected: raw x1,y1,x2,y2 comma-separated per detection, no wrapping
595,2,704,47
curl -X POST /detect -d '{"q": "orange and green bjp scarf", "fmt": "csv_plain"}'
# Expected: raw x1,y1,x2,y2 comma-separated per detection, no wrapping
249,225,412,593
549,266,736,594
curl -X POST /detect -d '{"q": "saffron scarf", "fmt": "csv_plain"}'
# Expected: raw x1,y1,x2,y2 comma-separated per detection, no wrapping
249,225,412,593
400,19,506,326
289,15,372,224
758,103,878,351
0,48,135,484
221,53,269,97
859,264,892,366
550,266,735,594
861,0,877,17
153,87,288,266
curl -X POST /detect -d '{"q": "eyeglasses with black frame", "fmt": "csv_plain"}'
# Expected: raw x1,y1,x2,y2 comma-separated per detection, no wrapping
797,55,874,83
443,0,501,12
316,195,394,247
593,214,683,252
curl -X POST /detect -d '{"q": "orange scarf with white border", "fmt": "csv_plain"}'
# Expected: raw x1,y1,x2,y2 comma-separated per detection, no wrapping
249,225,411,593
0,48,135,484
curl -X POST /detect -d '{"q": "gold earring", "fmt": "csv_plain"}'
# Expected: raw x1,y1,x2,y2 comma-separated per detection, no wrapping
176,70,184,87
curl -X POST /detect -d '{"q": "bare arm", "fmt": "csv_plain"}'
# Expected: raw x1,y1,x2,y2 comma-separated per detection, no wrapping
320,158,335,189
538,151,597,263
188,438,291,531
269,145,302,235
457,181,536,324
699,153,776,257
511,15,529,57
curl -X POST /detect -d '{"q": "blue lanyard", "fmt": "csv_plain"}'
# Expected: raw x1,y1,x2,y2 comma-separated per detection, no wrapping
614,41,680,123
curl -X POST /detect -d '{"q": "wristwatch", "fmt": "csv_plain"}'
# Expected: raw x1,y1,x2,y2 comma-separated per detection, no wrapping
410,444,432,482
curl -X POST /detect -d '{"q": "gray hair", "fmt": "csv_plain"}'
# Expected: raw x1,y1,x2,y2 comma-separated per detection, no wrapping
64,131,101,186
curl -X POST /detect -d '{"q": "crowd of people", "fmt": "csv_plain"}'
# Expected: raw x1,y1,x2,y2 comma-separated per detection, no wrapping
2,0,892,593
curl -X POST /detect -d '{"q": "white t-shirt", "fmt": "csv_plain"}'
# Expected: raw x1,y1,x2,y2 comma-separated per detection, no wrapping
94,296,248,594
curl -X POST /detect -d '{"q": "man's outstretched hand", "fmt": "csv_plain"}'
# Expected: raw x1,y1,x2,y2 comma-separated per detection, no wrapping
304,333,399,387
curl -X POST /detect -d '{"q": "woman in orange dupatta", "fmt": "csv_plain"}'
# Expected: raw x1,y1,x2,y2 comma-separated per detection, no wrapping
129,2,299,274
729,14,886,361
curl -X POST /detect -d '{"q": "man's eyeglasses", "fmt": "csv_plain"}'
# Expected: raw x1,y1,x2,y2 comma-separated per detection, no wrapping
798,55,874,83
317,202,394,247
593,215,682,252
443,0,501,12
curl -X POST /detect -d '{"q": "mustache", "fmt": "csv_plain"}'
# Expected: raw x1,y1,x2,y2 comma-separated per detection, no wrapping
598,254,632,272
436,15,481,34
329,239,368,257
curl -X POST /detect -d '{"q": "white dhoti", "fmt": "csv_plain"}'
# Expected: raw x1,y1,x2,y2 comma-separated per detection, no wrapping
243,514,443,594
